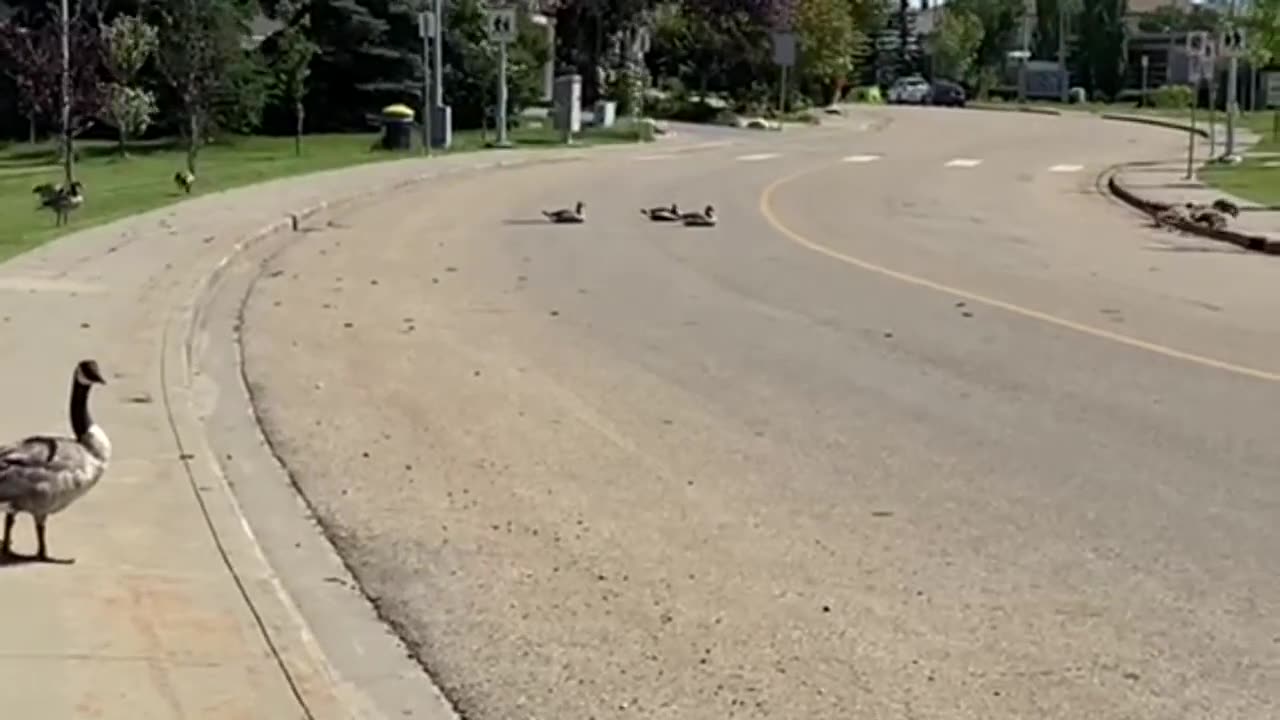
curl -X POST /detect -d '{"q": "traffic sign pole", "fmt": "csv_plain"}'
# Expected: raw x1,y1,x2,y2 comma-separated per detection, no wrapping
497,38,510,146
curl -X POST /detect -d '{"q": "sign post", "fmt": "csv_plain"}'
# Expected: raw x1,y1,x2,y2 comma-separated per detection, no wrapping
1185,31,1210,179
418,8,435,156
485,5,518,147
1140,55,1149,106
1220,24,1246,160
771,31,796,116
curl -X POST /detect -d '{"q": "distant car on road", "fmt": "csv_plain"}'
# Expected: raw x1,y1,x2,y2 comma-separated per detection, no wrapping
928,79,967,107
886,76,931,105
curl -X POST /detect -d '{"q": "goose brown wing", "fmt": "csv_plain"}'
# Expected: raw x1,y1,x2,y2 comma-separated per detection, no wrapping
0,437,89,501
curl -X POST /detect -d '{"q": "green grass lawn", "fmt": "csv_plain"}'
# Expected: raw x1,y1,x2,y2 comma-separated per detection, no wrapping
0,122,648,263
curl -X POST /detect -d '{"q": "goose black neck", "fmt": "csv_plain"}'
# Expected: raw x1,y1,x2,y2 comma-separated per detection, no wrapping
70,378,93,438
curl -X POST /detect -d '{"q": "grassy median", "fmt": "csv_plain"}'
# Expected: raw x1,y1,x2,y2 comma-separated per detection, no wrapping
0,122,649,263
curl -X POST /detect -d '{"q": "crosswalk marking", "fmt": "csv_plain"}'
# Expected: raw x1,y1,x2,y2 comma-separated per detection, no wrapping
944,158,983,168
842,154,882,163
1049,164,1084,173
736,153,781,162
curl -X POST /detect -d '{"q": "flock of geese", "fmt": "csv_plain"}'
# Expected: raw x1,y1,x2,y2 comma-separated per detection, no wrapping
32,169,195,227
0,360,110,564
542,201,718,227
1153,197,1240,232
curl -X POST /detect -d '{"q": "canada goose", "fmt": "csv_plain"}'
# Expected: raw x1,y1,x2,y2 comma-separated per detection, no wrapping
37,181,83,227
174,169,195,194
1152,206,1186,230
1190,208,1228,231
682,205,717,227
543,202,585,224
641,203,680,222
0,359,110,564
1211,198,1240,218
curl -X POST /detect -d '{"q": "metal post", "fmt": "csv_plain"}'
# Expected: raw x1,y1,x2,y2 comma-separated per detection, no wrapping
1225,0,1239,158
1058,4,1068,103
779,64,788,114
1187,84,1197,180
60,0,72,187
1141,55,1149,106
1209,65,1217,158
419,10,432,156
433,0,444,108
496,39,510,147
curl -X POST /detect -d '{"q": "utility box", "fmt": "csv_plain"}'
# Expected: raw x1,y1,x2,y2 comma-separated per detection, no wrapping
431,104,453,150
553,74,582,142
593,99,617,128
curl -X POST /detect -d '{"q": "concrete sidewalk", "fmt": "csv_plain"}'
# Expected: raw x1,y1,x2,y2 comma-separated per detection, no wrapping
0,138,707,718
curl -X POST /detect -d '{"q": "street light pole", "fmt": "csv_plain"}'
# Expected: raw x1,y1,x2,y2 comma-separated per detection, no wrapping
60,0,73,187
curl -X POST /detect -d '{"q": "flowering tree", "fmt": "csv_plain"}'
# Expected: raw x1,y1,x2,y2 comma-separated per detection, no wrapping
101,14,158,156
0,12,104,144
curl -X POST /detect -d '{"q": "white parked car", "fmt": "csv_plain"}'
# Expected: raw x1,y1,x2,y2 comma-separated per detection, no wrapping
887,76,931,104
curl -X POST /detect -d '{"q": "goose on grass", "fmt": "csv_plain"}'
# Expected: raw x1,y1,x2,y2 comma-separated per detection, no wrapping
34,181,84,227
0,359,111,564
174,169,196,194
543,201,586,224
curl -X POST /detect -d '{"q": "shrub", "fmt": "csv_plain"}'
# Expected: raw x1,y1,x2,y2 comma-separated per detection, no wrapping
1150,85,1193,109
850,85,883,104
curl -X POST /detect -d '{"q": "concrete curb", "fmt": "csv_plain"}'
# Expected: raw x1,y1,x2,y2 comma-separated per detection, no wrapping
966,102,1062,116
1098,112,1210,138
1103,168,1280,255
163,147,641,720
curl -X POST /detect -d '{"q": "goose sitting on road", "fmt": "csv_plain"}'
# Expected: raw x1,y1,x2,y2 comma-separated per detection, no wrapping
641,203,680,222
543,202,586,224
174,169,196,194
681,205,717,227
0,359,110,564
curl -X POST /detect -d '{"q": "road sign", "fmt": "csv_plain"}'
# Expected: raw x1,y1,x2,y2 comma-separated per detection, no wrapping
1219,26,1246,57
418,10,435,39
771,31,796,67
485,6,518,43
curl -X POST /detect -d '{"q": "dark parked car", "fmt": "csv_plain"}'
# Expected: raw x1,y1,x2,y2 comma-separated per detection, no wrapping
929,79,967,107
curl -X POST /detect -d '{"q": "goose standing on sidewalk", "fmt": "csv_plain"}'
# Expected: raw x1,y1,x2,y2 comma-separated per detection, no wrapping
0,359,111,564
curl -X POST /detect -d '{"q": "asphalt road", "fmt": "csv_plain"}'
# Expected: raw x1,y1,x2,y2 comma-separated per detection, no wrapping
239,107,1280,720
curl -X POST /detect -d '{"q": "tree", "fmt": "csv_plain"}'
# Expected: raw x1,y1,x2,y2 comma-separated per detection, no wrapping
152,0,265,173
1076,0,1126,100
929,6,983,82
101,14,157,155
794,0,857,104
948,0,1024,90
1136,3,1219,33
272,0,316,156
0,7,103,145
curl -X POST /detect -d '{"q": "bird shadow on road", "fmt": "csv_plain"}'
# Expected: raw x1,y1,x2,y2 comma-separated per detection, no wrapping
502,218,552,226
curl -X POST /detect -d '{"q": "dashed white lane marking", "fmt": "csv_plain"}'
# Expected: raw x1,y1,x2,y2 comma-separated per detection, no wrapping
842,154,882,163
1049,164,1084,173
736,153,781,162
944,158,983,168
635,153,676,161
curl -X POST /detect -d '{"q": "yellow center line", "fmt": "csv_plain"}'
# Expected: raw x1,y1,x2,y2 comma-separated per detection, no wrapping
758,163,1280,384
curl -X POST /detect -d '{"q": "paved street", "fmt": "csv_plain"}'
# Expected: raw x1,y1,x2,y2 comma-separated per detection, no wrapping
238,107,1280,720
